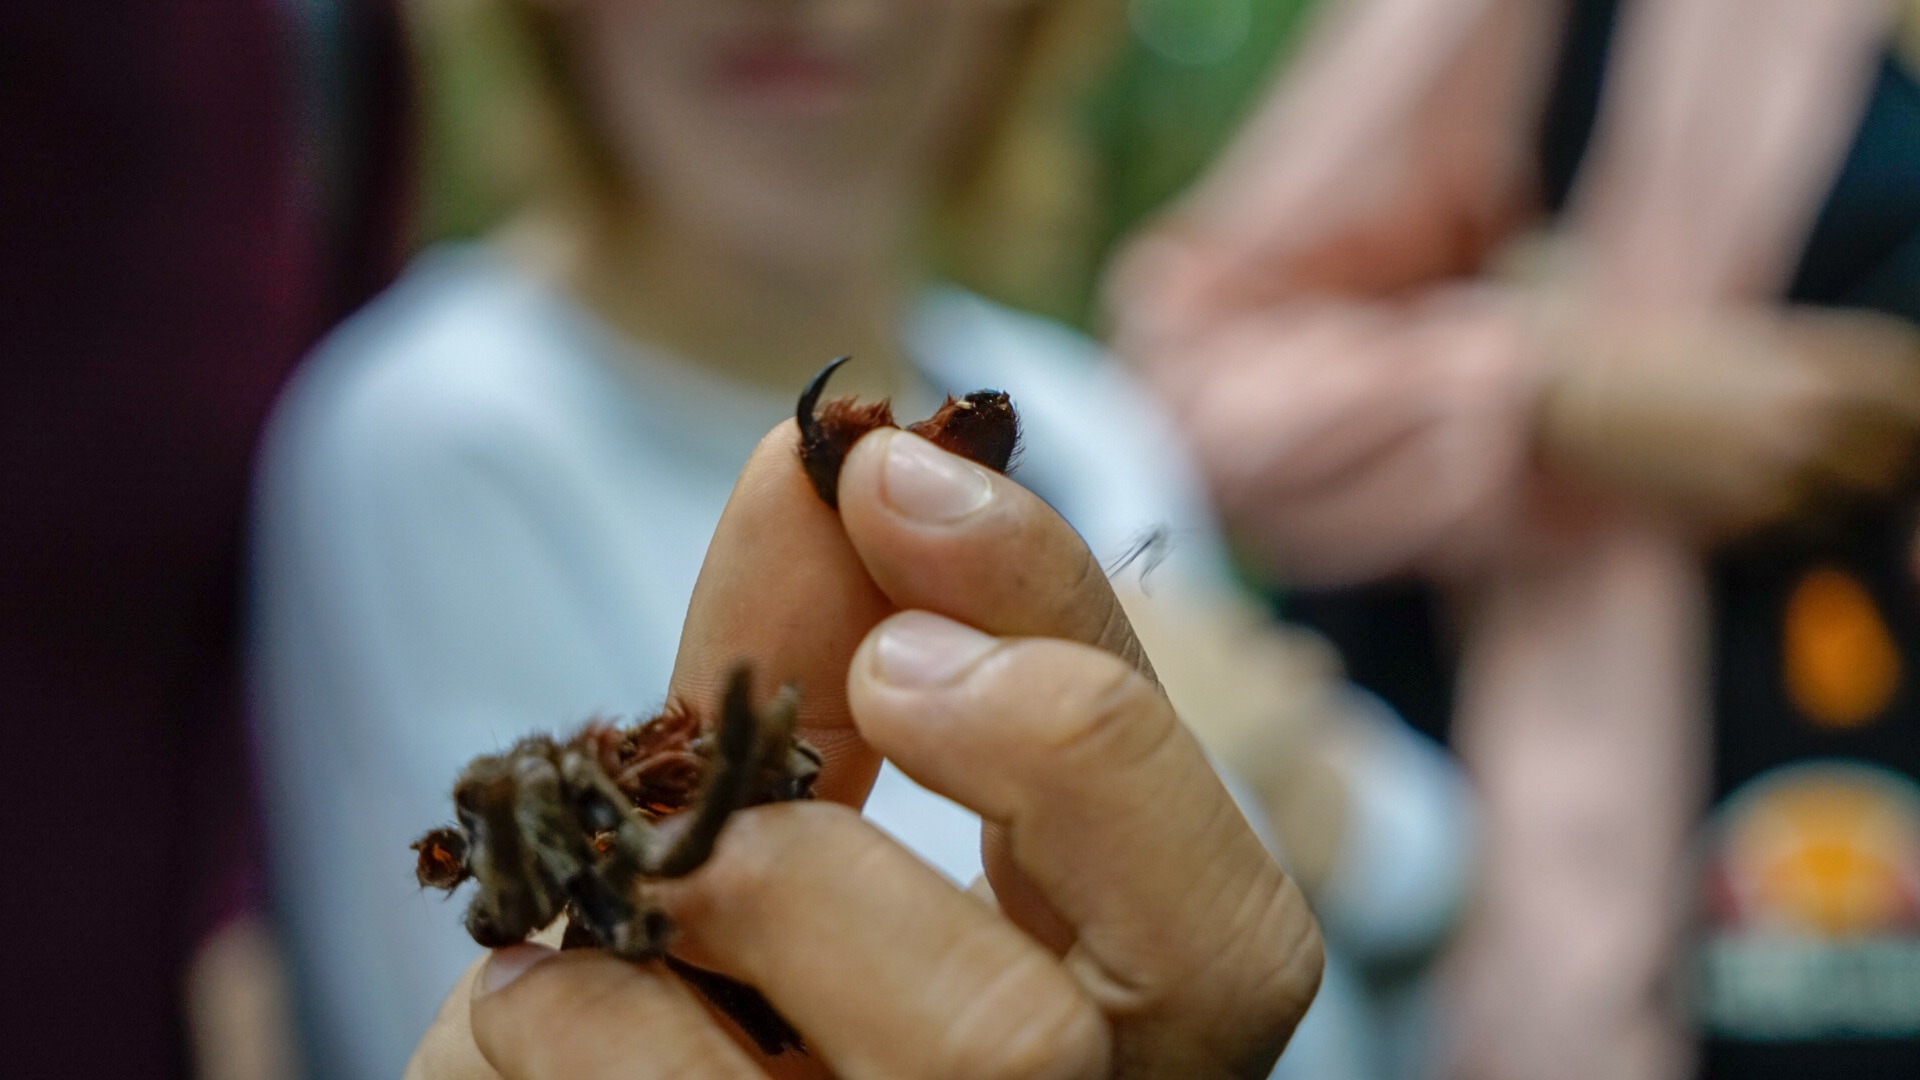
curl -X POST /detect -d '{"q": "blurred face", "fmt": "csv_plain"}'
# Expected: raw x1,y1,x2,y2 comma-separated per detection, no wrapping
557,0,1024,275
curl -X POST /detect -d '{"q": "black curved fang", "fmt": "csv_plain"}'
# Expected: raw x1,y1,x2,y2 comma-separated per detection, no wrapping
796,355,852,440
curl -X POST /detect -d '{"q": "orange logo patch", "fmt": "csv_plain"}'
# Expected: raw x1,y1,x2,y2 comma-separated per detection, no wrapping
1698,763,1920,1038
1783,567,1900,730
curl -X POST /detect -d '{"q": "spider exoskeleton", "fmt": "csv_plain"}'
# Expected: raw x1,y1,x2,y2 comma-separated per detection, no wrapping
411,665,821,962
796,354,1019,506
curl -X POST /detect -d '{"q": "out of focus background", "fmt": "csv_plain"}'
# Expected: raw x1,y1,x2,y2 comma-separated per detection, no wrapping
6,1,1919,1079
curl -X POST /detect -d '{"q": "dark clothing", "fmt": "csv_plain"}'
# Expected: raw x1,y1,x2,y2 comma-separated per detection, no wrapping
1287,5,1920,1077
0,5,313,1075
1693,57,1920,1075
1550,14,1920,1077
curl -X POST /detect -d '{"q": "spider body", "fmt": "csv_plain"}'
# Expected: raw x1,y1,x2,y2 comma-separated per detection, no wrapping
412,667,818,961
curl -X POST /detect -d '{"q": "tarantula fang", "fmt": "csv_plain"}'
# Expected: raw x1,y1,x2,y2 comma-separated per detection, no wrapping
796,354,1020,507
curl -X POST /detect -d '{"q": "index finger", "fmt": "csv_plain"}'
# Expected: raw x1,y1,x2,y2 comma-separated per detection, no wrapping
667,421,894,806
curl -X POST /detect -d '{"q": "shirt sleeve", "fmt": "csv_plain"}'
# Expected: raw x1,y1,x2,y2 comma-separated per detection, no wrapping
249,356,646,1080
1312,689,1478,965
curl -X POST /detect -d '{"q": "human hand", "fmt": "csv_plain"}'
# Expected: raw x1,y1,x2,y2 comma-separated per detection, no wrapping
1120,283,1543,585
1107,0,1556,338
1101,0,1575,587
405,421,1324,1079
1538,304,1920,536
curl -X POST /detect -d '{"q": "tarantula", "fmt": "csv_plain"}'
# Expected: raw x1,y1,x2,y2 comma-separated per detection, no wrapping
411,667,817,957
411,357,1019,1053
413,667,818,1053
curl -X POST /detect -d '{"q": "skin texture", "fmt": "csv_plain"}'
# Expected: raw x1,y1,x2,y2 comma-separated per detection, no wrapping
504,0,1026,402
404,423,1324,1079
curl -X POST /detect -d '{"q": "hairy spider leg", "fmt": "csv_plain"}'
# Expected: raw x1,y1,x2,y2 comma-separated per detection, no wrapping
454,749,563,948
411,825,471,891
905,390,1020,473
556,746,676,958
754,689,818,803
509,747,650,957
418,670,816,1054
652,665,800,877
542,666,802,956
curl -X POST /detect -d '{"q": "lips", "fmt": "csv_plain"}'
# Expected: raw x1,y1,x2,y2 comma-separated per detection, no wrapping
714,36,863,114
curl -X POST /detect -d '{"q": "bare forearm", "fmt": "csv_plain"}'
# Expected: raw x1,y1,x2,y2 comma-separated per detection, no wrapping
1569,0,1898,306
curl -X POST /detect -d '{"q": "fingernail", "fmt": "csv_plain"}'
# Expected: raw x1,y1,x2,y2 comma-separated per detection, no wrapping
479,944,555,996
882,431,994,523
872,611,997,687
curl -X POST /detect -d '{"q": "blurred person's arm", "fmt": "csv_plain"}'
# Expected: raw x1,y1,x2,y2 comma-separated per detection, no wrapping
1111,0,1920,580
1528,0,1920,535
1108,0,1567,584
1441,515,1710,1080
1443,6,1914,1080
1565,0,1900,306
1534,301,1920,534
186,915,303,1080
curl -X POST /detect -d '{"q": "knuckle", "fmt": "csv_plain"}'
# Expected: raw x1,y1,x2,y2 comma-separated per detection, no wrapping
1230,880,1326,1036
694,801,862,907
477,955,633,1070
1049,549,1135,658
483,956,752,1079
1018,651,1169,769
1055,546,1103,611
521,955,633,1030
941,949,1110,1080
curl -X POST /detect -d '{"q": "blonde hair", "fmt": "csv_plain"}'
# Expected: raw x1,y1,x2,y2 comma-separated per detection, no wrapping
1902,0,1920,74
405,0,1123,317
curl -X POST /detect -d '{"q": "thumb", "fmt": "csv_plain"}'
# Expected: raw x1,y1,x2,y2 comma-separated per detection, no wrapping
665,420,894,807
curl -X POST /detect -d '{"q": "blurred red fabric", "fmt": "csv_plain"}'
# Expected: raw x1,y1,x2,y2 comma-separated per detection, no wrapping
0,2,394,1074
